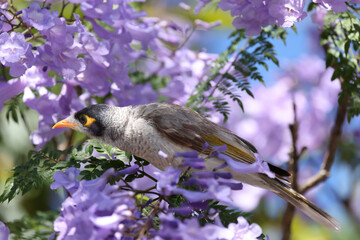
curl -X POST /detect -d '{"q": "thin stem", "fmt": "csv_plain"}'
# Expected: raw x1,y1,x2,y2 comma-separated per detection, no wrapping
59,0,69,18
300,94,349,193
55,130,74,161
200,38,250,108
138,169,158,182
281,102,302,240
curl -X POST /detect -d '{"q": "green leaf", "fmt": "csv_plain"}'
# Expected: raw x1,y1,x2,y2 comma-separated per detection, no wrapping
307,2,319,12
4,93,24,123
85,144,94,155
344,40,350,55
6,211,58,240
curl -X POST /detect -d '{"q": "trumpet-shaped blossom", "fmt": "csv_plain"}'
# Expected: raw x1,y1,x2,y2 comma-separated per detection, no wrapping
0,32,29,63
156,214,264,240
156,213,219,240
216,216,263,240
0,221,9,240
0,66,55,111
155,166,182,196
0,32,34,76
312,0,348,13
51,168,138,240
23,84,85,149
50,167,81,195
156,146,273,209
22,3,57,31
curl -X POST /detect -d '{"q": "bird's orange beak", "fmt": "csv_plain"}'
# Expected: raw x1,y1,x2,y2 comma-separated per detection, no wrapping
52,119,78,129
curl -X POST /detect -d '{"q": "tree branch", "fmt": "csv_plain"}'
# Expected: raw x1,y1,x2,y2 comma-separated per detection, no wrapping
299,94,349,194
282,102,304,240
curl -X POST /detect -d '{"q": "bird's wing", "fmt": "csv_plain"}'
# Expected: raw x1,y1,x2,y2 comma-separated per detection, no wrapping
136,103,289,177
137,103,257,162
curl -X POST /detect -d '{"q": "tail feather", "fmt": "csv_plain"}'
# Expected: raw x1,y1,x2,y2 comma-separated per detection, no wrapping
261,175,341,232
205,158,340,231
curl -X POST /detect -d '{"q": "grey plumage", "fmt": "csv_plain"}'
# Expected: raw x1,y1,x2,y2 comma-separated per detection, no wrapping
53,103,340,231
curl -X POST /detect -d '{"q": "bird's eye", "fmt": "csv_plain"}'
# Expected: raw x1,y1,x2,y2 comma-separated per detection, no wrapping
78,114,96,127
79,115,87,125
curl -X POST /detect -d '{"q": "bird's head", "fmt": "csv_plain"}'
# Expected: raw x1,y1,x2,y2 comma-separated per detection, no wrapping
53,104,111,138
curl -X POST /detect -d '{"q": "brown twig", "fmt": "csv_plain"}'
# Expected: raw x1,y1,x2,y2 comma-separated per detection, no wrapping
282,89,348,240
299,94,349,194
281,102,305,240
55,130,75,162
289,103,300,191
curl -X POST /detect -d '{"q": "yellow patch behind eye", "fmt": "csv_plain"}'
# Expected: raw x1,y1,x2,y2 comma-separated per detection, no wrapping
84,115,96,127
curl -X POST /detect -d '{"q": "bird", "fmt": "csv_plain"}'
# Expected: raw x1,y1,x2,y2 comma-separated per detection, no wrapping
52,102,340,231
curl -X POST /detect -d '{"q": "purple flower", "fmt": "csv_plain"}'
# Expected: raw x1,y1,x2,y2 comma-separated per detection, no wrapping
42,17,73,53
179,2,191,11
22,3,57,30
111,82,158,107
0,221,9,240
199,0,307,36
268,0,307,28
151,49,217,105
156,214,265,240
36,43,84,81
23,84,85,149
51,167,80,195
52,168,138,239
124,18,159,50
311,6,328,29
76,61,111,96
117,165,139,175
158,148,274,208
175,178,234,204
216,216,263,239
313,0,348,13
194,19,222,30
78,33,110,68
0,3,12,33
217,153,275,178
156,213,219,240
0,32,29,63
194,0,212,14
176,151,206,169
0,32,34,76
155,167,182,196
0,66,55,111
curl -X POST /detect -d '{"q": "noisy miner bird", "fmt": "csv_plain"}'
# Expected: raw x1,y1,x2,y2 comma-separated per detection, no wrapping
53,103,340,231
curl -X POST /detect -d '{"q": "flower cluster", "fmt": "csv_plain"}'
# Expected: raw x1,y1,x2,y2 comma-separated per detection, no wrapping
195,0,360,35
196,0,307,35
156,147,274,210
48,145,270,239
156,214,264,240
1,0,355,150
0,1,223,149
50,168,140,239
313,0,360,13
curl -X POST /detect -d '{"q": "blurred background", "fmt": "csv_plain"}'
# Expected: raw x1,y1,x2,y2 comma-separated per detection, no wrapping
0,0,359,239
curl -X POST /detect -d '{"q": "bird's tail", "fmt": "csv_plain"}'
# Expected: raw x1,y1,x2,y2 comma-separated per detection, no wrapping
260,174,340,232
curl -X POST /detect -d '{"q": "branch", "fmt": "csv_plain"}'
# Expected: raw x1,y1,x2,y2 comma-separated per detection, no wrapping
299,94,349,194
55,130,75,162
282,102,305,240
289,103,300,191
199,38,250,108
